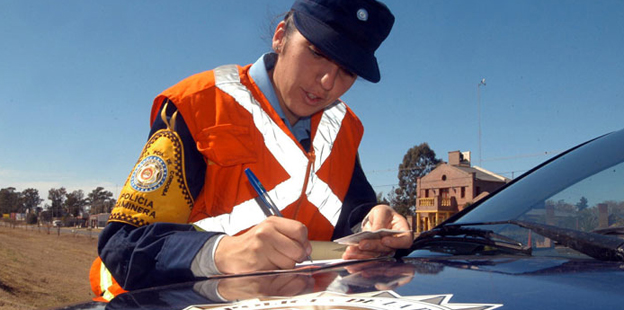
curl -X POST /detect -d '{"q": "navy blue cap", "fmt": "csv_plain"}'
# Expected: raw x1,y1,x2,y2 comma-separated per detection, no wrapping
291,0,394,83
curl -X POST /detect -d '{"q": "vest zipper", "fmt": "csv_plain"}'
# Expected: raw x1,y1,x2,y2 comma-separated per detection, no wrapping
293,150,315,219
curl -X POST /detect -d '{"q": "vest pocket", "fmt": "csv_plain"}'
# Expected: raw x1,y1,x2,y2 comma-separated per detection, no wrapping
196,125,257,166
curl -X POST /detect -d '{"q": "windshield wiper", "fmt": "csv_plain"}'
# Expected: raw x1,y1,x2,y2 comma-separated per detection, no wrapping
592,226,624,237
410,225,532,256
443,220,624,261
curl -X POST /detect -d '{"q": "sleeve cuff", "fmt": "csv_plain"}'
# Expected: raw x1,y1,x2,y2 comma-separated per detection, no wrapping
191,234,226,277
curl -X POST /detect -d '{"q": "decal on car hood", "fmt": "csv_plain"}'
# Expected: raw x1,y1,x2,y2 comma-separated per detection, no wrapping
184,290,503,310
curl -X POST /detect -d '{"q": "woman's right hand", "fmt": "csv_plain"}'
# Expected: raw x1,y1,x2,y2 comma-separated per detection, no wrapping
214,216,312,274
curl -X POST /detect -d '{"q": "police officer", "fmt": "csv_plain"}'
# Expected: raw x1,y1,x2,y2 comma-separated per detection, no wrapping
91,0,411,299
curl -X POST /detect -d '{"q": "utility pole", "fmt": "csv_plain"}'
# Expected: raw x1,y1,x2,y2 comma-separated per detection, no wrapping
477,78,486,167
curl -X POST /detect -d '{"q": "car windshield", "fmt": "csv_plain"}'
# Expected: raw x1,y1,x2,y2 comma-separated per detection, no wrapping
436,128,624,258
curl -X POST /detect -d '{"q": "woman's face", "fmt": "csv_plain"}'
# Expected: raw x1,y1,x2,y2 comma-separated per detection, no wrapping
271,21,357,126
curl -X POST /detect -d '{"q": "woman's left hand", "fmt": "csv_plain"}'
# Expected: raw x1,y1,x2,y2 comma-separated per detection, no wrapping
342,204,413,260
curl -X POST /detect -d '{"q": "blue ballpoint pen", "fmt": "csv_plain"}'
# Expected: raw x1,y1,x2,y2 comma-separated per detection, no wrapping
244,168,283,217
244,168,312,262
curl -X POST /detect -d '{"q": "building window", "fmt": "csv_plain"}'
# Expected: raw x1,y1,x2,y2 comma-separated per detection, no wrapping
425,189,429,198
461,187,465,198
440,188,449,198
441,174,447,181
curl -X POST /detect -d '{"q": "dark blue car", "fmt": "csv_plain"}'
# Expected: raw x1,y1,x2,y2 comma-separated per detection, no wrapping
63,128,624,310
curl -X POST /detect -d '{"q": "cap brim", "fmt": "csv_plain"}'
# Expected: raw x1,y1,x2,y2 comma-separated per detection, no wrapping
293,11,381,83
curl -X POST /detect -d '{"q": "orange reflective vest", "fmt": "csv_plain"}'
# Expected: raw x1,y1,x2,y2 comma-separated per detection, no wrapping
89,257,127,302
91,64,363,299
152,64,364,240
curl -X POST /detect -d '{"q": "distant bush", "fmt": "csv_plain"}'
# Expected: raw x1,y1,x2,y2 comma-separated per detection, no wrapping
26,213,38,225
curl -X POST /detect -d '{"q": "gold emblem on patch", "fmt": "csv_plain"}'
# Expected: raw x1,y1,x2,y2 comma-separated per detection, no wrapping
131,155,168,192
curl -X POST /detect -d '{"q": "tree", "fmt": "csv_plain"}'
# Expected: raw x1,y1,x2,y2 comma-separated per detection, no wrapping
390,143,441,217
48,187,67,218
376,191,389,205
26,213,38,224
40,208,52,223
0,187,20,214
87,187,115,214
20,188,43,214
576,196,589,211
65,190,87,217
103,198,116,213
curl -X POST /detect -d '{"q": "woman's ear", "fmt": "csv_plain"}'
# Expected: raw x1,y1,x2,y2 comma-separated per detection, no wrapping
272,21,287,53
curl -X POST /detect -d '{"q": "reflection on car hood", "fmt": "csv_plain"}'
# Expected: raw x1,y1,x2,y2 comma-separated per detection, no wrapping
62,256,624,310
398,256,624,309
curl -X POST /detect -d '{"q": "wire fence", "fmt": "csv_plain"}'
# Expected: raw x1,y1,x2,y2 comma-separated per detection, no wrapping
0,219,101,239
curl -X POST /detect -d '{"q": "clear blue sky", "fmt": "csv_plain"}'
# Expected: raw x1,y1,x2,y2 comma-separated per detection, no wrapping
1,0,623,205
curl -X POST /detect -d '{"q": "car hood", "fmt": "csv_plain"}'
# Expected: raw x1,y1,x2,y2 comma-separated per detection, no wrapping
396,255,624,309
66,255,624,310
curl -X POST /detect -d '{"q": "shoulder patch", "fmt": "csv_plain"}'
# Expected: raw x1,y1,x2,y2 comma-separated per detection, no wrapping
109,128,194,227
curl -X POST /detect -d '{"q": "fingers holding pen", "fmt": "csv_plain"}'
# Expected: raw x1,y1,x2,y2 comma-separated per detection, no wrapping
260,217,312,266
214,216,312,274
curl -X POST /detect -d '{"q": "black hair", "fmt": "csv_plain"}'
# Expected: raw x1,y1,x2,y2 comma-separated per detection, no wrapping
283,10,295,38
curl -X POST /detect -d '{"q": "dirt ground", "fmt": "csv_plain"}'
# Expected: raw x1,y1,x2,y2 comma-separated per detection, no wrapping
0,223,99,310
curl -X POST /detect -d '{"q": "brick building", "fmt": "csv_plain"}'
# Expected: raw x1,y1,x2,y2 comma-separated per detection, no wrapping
414,151,510,233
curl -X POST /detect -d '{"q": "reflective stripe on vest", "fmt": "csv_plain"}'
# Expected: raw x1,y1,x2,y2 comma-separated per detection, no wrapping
193,65,346,235
95,259,126,301
100,261,114,294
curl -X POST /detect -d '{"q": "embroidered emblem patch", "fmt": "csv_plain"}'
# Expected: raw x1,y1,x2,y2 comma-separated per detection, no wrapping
131,155,168,192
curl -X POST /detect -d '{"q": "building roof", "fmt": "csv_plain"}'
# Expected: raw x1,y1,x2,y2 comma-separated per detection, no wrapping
454,165,510,183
